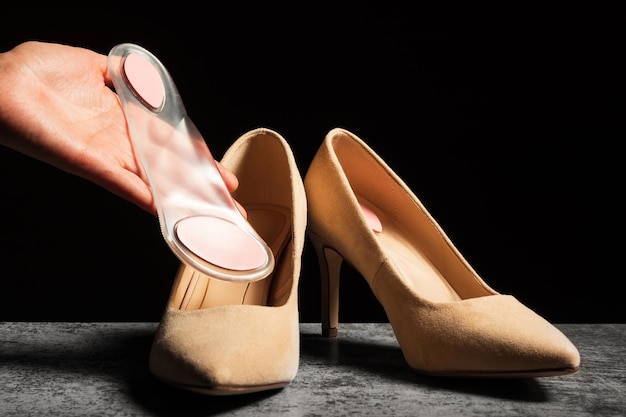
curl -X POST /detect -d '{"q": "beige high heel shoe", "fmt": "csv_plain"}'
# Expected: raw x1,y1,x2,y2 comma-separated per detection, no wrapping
149,128,307,394
304,127,580,377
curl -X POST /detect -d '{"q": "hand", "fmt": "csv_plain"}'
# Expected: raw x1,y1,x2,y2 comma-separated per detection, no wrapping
0,41,242,216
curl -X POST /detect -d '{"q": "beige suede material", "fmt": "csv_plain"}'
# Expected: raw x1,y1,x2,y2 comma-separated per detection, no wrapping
149,128,306,392
304,128,580,376
305,133,387,286
150,297,299,388
374,260,580,374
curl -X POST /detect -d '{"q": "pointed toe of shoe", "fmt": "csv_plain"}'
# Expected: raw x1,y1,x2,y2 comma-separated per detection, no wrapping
149,306,300,394
477,296,581,376
395,295,580,377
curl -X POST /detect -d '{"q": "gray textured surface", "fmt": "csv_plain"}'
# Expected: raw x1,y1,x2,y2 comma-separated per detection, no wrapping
0,322,623,416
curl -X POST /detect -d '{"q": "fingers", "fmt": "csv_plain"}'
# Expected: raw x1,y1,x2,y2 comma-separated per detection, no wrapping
216,161,239,192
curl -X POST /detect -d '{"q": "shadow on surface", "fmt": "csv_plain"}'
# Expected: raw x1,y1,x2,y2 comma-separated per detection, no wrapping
2,323,558,416
299,330,547,402
1,324,283,417
114,332,285,417
129,377,285,417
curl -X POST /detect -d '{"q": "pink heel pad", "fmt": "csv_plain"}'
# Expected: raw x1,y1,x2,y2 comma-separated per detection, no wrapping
123,53,165,110
175,216,268,271
359,202,382,233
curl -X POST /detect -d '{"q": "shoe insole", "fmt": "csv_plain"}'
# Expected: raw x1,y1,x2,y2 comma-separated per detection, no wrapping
172,205,291,309
109,43,274,282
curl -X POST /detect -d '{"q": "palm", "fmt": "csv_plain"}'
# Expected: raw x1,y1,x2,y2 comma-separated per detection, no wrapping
0,41,151,210
0,41,240,215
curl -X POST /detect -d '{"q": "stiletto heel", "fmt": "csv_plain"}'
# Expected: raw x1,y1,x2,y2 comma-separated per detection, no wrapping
309,232,341,338
304,128,580,378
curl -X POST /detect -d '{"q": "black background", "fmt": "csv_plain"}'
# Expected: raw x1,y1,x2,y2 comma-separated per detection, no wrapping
0,3,621,323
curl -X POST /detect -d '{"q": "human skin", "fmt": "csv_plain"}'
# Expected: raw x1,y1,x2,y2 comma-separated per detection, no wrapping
0,41,242,216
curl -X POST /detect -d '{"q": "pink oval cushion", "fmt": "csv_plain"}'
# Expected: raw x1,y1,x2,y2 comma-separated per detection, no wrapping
175,216,268,271
360,202,382,233
123,53,165,110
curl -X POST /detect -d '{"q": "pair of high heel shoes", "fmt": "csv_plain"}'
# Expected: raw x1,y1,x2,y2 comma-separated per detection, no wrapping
110,44,579,395
149,127,580,394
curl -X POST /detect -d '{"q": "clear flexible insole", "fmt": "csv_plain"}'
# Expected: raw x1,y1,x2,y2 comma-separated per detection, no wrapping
107,43,274,282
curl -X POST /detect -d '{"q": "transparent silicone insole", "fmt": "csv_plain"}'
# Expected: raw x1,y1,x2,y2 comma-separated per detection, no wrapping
108,43,274,282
